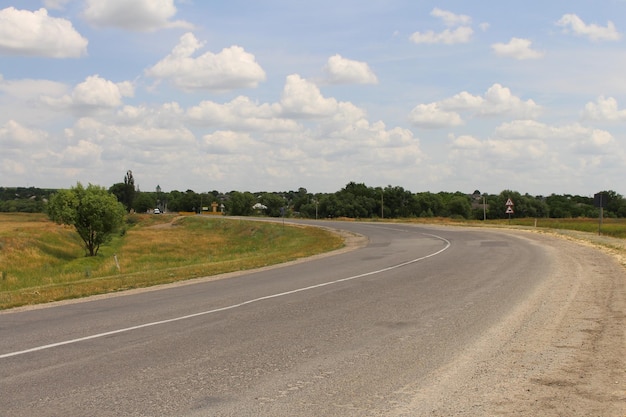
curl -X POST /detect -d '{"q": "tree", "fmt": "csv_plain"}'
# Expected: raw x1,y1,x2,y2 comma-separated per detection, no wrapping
123,170,135,211
47,183,126,256
108,170,136,212
259,193,286,217
226,191,256,216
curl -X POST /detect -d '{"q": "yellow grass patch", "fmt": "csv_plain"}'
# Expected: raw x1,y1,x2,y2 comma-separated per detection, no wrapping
0,213,343,309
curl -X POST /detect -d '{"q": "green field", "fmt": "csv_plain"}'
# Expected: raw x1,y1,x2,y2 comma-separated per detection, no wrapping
2,213,625,310
482,217,626,238
0,213,344,309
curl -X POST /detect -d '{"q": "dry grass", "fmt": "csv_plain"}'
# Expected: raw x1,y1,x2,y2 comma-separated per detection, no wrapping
0,213,343,309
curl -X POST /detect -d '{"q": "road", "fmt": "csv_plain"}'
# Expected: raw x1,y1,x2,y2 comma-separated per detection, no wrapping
1,221,624,416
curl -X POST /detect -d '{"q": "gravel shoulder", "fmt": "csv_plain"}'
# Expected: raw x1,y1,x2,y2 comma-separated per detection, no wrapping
390,228,626,416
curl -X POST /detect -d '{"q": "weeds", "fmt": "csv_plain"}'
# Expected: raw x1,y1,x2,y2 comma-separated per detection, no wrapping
0,213,343,309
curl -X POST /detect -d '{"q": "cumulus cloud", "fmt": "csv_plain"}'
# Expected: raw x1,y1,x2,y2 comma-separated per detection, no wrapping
410,26,473,45
43,0,72,10
145,33,266,92
408,104,463,129
582,96,626,121
494,120,614,151
61,139,102,167
0,7,87,58
430,8,471,27
0,120,47,148
556,14,621,41
0,75,67,99
83,0,193,32
447,119,617,187
491,38,544,60
66,116,197,170
479,84,541,116
410,8,473,45
409,84,541,128
323,54,378,85
280,74,340,118
42,75,134,112
201,131,262,155
187,96,299,132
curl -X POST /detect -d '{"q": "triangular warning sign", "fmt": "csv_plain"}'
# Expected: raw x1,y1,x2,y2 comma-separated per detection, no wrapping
505,206,514,214
505,198,514,206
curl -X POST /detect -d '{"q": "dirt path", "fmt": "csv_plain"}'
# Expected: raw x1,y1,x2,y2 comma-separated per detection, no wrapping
390,230,626,416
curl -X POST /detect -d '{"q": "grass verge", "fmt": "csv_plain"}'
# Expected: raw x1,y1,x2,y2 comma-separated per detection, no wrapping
0,213,343,309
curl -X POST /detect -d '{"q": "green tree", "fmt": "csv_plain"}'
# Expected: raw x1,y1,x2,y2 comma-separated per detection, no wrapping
123,170,136,211
226,191,256,216
47,183,126,256
133,192,156,213
447,195,472,219
260,193,286,217
108,170,136,212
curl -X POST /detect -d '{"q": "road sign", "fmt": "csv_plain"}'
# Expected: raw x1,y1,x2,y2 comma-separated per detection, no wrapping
505,198,514,206
505,206,514,214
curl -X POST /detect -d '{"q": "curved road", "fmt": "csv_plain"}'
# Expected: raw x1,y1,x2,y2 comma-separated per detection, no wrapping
1,221,624,416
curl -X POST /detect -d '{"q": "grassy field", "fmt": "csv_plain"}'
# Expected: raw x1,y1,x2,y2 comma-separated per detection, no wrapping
385,216,626,238
3,213,625,310
0,213,344,309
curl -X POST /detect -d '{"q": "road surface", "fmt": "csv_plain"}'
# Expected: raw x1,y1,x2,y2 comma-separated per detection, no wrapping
1,221,624,416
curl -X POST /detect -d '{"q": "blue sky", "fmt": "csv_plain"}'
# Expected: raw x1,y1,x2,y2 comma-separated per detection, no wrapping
1,1,625,196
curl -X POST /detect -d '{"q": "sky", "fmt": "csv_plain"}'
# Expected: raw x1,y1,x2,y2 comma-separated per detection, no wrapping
1,1,626,196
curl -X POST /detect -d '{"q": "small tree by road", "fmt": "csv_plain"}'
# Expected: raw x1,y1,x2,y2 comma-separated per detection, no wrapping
47,183,126,256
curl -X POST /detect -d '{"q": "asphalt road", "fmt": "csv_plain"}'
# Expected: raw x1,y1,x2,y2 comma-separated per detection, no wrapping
1,221,558,416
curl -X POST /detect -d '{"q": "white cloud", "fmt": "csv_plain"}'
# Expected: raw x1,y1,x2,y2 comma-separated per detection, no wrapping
323,54,378,85
66,116,197,170
430,8,472,27
187,96,299,132
116,102,186,130
479,84,541,117
43,0,72,10
0,75,67,100
450,134,482,150
280,74,340,118
410,84,541,128
0,120,47,148
201,130,262,155
60,139,102,167
409,26,473,45
408,104,463,129
491,38,544,60
83,0,193,32
447,120,619,190
438,91,486,111
582,96,626,121
410,8,473,45
42,75,134,111
0,7,87,58
145,33,266,92
556,14,621,41
494,120,615,152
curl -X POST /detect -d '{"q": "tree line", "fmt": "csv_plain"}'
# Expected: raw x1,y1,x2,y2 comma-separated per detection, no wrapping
2,177,626,220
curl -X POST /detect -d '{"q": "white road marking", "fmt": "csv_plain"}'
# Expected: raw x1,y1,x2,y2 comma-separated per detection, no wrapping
1,232,450,359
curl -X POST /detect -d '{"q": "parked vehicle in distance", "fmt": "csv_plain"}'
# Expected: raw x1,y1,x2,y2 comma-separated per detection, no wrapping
153,208,161,214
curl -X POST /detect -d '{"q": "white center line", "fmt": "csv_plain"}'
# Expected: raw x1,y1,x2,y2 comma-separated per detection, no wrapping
1,232,450,359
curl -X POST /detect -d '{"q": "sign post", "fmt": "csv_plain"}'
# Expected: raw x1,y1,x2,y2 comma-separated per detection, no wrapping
505,198,514,224
594,193,606,235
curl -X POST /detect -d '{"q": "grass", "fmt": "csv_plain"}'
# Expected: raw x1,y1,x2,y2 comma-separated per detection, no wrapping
380,216,626,238
3,213,625,310
0,213,344,309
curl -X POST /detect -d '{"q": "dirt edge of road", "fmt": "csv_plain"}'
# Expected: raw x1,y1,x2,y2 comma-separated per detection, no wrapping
389,227,626,417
